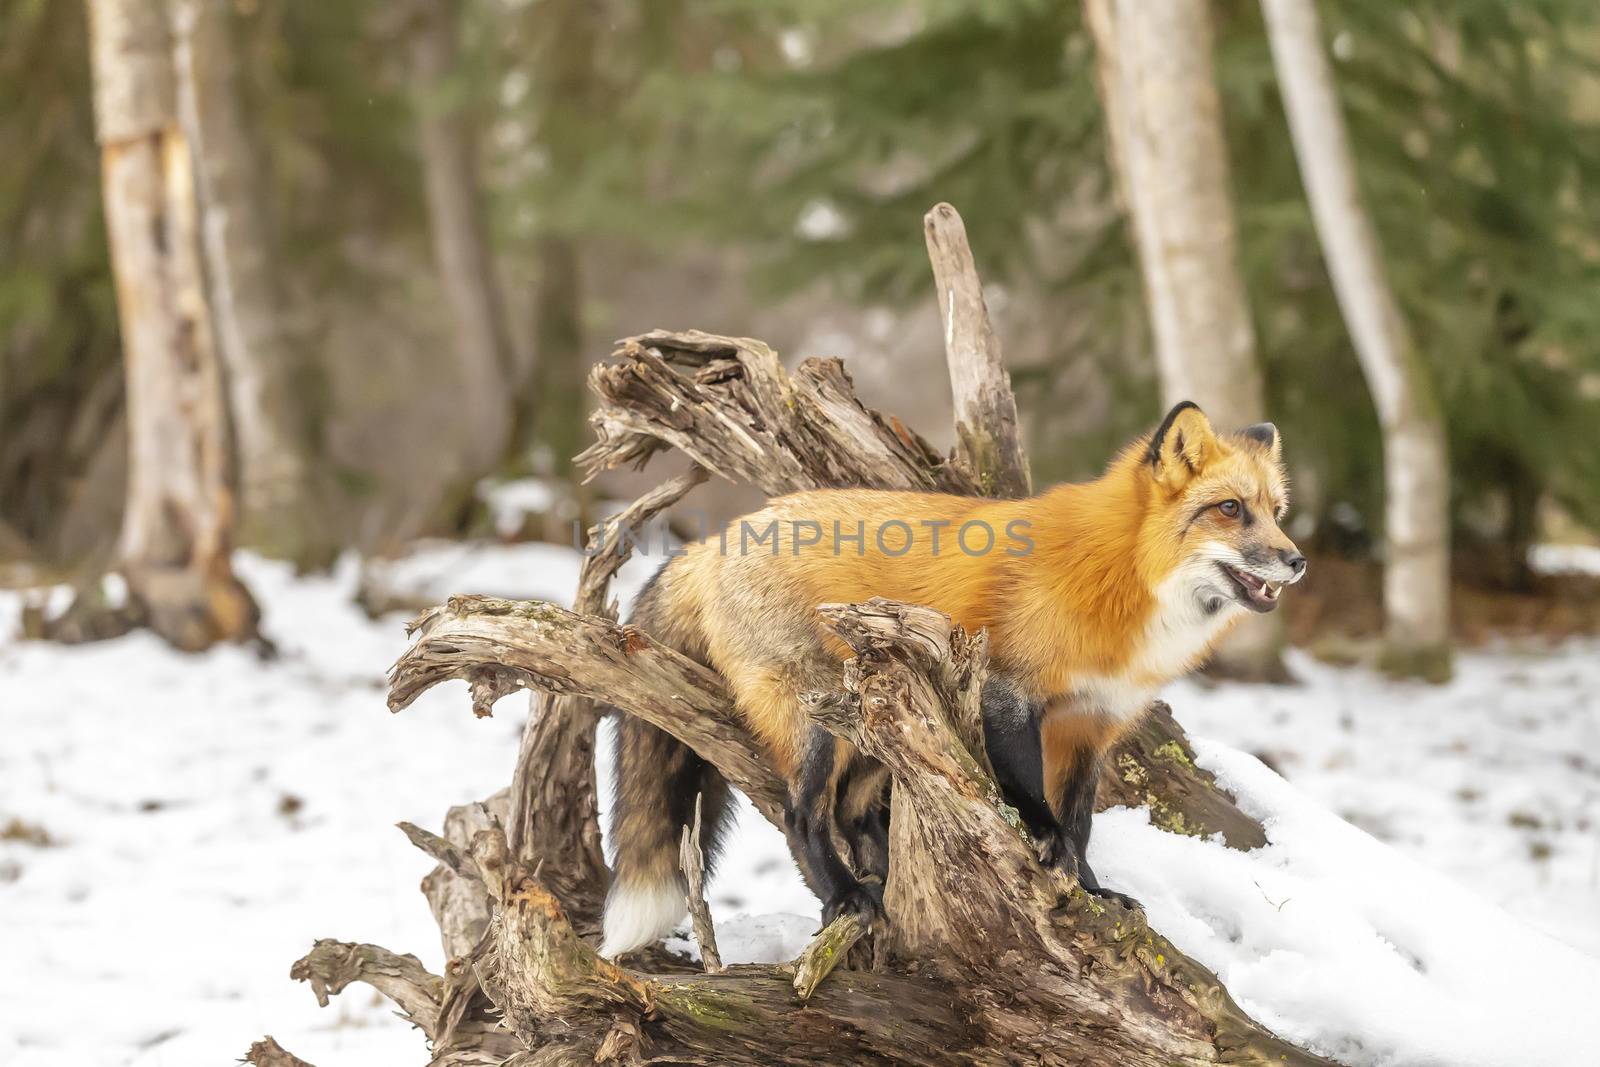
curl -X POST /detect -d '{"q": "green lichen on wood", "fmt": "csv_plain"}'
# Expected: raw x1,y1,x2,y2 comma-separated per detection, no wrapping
658,982,764,1032
1152,740,1193,768
1118,752,1149,788
1144,794,1198,838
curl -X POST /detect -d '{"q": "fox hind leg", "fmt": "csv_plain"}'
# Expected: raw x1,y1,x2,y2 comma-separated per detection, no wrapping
790,728,883,926
837,755,890,887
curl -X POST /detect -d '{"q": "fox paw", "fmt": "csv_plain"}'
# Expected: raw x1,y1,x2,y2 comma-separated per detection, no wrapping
1086,884,1142,912
822,882,883,928
1038,834,1078,874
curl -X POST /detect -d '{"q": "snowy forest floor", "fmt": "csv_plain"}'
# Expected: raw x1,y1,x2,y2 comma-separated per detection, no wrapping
2,545,1598,1066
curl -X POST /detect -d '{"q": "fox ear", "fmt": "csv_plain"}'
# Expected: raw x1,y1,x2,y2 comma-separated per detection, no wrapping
1147,401,1217,492
1239,422,1282,462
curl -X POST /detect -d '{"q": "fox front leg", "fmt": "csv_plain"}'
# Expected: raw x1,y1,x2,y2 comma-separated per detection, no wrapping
1055,749,1140,912
980,674,1076,866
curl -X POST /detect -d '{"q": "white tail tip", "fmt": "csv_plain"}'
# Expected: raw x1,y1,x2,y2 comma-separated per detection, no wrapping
599,878,686,959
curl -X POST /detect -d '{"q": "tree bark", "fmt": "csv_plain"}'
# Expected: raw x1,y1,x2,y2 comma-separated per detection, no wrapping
1261,0,1452,680
923,203,1032,499
580,330,984,498
376,595,1333,1066
406,0,515,481
170,0,329,564
85,0,258,651
1085,0,1286,680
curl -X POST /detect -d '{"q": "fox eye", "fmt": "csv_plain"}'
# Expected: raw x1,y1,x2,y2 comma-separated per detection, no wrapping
1217,499,1241,518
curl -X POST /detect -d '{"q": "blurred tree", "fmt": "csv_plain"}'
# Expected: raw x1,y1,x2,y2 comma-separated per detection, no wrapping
1223,1,1600,566
0,0,122,561
83,0,257,649
1262,0,1452,679
172,0,334,566
487,0,697,492
502,0,604,490
1086,0,1267,432
402,0,516,484
1085,0,1285,680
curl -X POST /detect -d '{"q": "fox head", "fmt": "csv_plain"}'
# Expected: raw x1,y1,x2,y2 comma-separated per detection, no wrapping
1136,401,1306,615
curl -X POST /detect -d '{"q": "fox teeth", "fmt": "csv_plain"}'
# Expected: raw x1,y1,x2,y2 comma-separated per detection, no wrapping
1264,582,1282,599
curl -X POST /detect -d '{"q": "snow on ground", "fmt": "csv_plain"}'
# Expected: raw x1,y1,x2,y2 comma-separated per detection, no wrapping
2,543,1598,1066
1095,746,1599,1066
1168,646,1600,959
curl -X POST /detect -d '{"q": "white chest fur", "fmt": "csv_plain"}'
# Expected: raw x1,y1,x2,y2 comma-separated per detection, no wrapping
1068,557,1242,722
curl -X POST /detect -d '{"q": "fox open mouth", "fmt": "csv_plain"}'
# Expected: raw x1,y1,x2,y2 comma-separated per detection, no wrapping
1218,562,1282,613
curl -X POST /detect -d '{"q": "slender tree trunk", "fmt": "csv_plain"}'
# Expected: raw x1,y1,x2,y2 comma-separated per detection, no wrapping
1261,0,1452,680
523,234,592,534
407,0,514,481
1085,0,1286,679
509,0,604,507
529,236,585,474
171,0,330,565
85,0,258,651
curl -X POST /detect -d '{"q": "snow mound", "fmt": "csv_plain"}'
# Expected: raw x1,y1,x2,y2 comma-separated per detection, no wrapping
1095,741,1600,1066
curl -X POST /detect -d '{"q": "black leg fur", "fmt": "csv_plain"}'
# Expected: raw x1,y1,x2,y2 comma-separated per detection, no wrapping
788,727,882,926
980,674,1071,863
1055,739,1139,910
980,674,1138,910
837,757,891,884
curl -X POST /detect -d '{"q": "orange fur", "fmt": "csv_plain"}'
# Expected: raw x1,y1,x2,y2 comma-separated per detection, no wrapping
1040,703,1122,811
671,405,1296,728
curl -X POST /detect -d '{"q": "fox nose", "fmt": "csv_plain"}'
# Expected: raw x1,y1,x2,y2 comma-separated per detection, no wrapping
1280,549,1307,578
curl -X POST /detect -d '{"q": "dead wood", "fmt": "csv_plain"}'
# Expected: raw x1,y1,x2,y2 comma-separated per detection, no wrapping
381,594,1332,1066
1105,703,1269,848
579,329,981,497
468,826,979,1067
418,792,507,961
923,203,1032,498
390,595,787,827
791,912,867,1001
267,202,1330,1064
290,940,443,1037
679,794,724,972
243,1036,316,1067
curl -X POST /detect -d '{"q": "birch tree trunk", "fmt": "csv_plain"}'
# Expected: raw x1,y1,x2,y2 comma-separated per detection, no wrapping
1085,0,1285,679
86,0,258,651
170,0,330,565
407,0,515,481
1261,0,1452,680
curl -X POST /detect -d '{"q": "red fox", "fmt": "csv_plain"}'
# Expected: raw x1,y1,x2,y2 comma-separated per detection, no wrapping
601,401,1305,957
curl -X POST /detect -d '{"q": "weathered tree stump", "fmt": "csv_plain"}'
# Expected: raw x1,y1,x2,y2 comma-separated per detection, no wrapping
255,205,1333,1064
